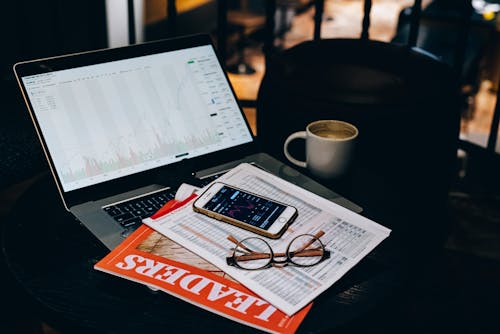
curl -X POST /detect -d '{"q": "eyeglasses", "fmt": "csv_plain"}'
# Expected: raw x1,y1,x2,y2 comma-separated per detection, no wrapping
226,230,330,270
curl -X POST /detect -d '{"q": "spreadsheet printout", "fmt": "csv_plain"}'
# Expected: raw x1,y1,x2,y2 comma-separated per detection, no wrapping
144,163,391,316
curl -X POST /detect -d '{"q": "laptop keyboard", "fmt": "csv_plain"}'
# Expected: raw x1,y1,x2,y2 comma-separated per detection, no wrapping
102,172,225,232
103,188,176,229
196,173,223,187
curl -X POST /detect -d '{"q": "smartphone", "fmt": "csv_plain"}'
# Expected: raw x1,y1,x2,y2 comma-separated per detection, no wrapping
192,182,298,239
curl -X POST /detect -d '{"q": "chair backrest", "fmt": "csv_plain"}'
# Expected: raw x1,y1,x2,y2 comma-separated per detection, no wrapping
256,38,461,222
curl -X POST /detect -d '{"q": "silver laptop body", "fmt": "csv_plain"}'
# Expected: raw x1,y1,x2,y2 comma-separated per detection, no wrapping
14,34,361,250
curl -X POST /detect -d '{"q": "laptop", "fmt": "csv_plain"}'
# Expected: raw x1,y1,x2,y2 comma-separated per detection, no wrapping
14,34,361,250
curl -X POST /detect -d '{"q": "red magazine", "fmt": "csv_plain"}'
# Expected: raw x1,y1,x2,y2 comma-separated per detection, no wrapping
94,206,311,334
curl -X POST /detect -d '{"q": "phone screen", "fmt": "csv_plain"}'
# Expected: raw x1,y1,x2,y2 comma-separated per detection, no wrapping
201,185,287,230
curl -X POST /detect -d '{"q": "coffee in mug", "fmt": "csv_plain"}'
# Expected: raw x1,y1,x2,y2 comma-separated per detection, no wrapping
283,120,358,179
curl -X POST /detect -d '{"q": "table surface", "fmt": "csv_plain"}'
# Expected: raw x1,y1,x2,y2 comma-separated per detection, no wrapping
1,161,445,334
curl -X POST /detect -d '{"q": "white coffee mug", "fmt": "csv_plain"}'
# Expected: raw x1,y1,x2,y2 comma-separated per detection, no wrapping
283,120,358,179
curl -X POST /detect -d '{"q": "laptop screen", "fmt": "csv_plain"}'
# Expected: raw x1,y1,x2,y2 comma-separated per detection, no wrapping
19,42,253,192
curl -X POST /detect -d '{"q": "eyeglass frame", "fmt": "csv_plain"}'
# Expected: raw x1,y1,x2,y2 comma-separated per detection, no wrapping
226,230,331,270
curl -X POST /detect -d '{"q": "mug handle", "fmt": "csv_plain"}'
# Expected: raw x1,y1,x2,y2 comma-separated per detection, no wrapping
283,131,307,168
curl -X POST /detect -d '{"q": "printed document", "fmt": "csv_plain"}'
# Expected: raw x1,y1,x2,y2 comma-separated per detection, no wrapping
144,163,391,316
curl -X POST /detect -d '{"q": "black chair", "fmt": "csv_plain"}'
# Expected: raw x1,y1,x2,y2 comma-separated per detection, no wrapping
392,0,491,98
0,77,46,190
256,38,462,249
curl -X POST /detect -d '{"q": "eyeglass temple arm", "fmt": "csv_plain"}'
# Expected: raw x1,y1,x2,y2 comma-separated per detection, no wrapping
294,230,326,253
227,235,255,254
234,253,272,261
235,248,324,262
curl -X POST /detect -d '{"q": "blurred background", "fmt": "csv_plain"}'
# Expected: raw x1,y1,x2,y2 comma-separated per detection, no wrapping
1,1,499,333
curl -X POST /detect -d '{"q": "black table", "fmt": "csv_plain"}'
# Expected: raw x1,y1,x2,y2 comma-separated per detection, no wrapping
2,168,443,334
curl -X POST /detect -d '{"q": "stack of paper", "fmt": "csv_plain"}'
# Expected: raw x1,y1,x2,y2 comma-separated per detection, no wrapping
95,163,391,333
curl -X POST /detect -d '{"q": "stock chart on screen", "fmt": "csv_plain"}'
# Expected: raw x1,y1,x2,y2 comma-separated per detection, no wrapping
22,45,252,191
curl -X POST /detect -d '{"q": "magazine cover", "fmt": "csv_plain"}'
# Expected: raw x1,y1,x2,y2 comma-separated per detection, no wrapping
94,223,311,334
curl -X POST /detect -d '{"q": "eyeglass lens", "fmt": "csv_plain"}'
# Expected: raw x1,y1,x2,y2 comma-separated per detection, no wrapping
287,234,325,266
233,237,273,270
